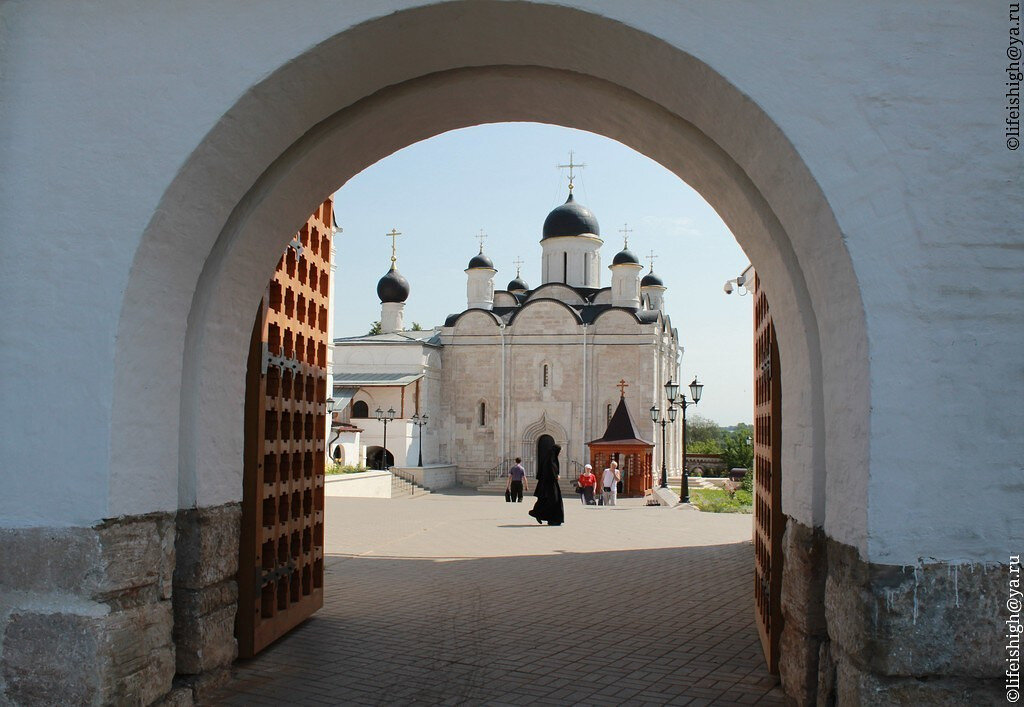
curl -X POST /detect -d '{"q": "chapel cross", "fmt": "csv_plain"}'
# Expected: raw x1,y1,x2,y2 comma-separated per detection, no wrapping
513,256,524,275
646,250,658,272
475,229,487,253
386,228,402,264
556,150,586,192
619,223,634,249
616,379,629,397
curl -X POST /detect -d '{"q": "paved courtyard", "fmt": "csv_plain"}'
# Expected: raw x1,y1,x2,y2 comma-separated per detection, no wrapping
211,490,787,706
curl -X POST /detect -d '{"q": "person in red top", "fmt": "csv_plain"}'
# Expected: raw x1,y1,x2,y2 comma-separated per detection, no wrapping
577,463,597,505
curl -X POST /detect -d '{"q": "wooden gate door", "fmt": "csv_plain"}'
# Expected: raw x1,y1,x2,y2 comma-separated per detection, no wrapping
238,202,333,658
753,274,784,674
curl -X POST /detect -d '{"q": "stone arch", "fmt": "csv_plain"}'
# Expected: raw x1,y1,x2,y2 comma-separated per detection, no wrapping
104,2,869,698
110,8,869,544
519,412,570,478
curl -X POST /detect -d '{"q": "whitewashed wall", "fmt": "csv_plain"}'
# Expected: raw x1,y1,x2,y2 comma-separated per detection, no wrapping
0,2,1018,567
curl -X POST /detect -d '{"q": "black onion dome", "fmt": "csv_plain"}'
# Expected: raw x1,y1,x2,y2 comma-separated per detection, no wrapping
612,248,640,265
467,252,494,269
641,271,665,288
542,193,600,239
507,276,529,292
377,265,410,303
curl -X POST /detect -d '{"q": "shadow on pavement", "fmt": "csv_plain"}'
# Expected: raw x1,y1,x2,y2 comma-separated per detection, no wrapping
212,543,786,705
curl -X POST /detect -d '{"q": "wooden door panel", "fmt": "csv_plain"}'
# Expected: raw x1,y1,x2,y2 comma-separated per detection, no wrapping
238,205,332,658
753,276,784,674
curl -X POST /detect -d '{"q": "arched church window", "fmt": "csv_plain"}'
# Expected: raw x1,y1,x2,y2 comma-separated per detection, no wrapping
607,403,613,422
352,400,369,418
542,364,550,388
478,401,486,427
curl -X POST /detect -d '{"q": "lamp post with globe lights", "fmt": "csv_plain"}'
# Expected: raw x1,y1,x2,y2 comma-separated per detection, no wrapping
675,377,704,503
373,406,397,470
650,379,680,489
411,413,428,467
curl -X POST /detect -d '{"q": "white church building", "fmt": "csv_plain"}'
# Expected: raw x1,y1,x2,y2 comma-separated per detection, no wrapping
332,186,682,488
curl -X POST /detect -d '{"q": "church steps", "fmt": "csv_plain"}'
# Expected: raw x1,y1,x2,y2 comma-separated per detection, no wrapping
390,472,430,498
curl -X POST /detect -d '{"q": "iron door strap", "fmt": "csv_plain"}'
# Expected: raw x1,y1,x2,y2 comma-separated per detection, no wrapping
257,562,296,587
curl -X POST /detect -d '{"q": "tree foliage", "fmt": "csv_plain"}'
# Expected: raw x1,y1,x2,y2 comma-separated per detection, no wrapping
685,418,754,471
685,415,721,446
687,439,723,454
720,423,754,471
367,320,382,335
411,322,424,331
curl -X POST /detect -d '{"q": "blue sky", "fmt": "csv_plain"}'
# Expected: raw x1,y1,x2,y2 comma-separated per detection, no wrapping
331,123,752,425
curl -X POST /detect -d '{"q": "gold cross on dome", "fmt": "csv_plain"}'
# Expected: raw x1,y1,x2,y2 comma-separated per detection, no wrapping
385,228,402,264
619,223,633,249
475,229,487,253
646,250,658,272
512,256,524,276
556,150,586,192
616,379,629,397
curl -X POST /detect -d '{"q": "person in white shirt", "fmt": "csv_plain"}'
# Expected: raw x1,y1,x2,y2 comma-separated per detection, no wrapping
601,461,621,507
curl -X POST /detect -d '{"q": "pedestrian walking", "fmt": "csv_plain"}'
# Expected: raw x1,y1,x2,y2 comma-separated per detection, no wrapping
601,460,621,507
506,457,527,502
578,463,597,505
528,444,565,525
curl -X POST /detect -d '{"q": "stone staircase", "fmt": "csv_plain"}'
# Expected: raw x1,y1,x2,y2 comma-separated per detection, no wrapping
476,476,577,496
390,472,430,498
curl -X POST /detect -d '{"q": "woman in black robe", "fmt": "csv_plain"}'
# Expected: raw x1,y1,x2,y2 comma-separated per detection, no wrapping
528,443,564,525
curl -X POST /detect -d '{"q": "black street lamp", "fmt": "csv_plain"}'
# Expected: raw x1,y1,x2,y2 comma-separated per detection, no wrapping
411,413,428,467
373,406,397,470
650,379,680,489
676,376,704,503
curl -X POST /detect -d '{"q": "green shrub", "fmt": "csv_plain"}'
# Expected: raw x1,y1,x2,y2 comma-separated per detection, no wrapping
741,470,754,493
690,488,753,514
326,462,368,475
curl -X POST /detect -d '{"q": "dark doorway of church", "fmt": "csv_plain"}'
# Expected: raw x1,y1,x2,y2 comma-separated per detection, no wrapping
535,434,555,479
366,446,395,470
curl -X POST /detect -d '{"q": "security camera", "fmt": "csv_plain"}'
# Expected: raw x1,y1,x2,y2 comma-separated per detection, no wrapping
723,280,734,295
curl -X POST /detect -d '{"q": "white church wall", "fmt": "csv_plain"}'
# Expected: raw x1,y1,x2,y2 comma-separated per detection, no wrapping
507,300,581,335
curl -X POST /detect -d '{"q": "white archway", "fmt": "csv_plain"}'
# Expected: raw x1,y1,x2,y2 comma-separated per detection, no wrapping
111,3,867,556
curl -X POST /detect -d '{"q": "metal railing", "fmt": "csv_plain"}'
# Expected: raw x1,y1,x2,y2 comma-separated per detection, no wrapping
484,457,517,483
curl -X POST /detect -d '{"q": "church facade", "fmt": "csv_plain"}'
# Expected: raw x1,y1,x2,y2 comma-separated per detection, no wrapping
335,187,682,490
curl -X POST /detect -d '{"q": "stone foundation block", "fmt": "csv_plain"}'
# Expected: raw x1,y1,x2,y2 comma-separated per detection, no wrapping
173,582,239,675
174,504,241,590
173,504,242,678
778,519,828,706
834,653,1004,705
2,601,174,706
0,512,178,705
825,539,1004,678
0,513,175,606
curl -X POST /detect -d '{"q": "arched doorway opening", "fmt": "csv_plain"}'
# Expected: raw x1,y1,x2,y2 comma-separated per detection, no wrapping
365,446,394,471
107,3,869,703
